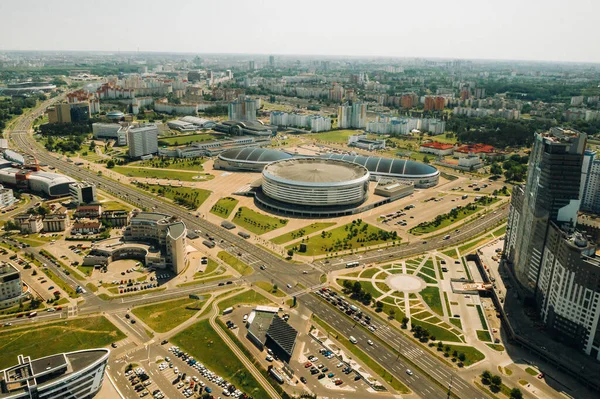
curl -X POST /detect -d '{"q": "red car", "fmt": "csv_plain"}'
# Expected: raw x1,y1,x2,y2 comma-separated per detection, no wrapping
537,373,544,379
304,362,312,368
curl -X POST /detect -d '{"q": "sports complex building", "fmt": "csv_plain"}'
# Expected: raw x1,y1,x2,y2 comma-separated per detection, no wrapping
214,147,439,188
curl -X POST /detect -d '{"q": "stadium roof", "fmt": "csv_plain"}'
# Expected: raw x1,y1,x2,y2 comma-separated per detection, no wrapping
219,147,293,164
320,153,438,177
264,158,368,184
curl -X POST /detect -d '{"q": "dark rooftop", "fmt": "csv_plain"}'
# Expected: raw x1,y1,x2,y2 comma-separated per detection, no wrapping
247,311,276,345
30,354,66,375
266,316,298,357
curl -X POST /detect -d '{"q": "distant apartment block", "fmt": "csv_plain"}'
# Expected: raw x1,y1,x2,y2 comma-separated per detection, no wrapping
0,184,15,209
269,112,331,132
337,102,367,129
228,96,257,121
14,213,43,234
367,115,445,135
0,262,25,309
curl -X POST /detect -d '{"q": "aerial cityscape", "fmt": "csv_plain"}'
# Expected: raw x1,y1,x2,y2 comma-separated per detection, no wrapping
1,2,600,399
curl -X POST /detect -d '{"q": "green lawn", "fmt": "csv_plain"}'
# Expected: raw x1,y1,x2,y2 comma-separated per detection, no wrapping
158,133,220,146
171,320,270,399
525,367,539,376
306,129,363,143
210,197,239,218
232,207,288,235
412,319,462,342
476,305,489,330
194,258,220,279
217,290,273,312
218,251,253,276
136,183,211,209
477,330,492,342
449,318,462,330
254,281,286,297
443,344,485,366
112,166,213,182
487,343,505,351
493,225,507,237
410,205,482,235
131,157,206,171
360,268,383,279
312,316,410,394
132,298,206,333
270,222,336,245
289,221,398,256
457,234,494,254
443,292,452,316
0,316,124,369
420,266,437,279
442,249,458,258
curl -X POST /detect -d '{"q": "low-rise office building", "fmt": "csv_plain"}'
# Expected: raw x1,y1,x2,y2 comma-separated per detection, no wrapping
69,182,97,205
14,214,43,234
348,134,386,151
0,349,110,399
42,214,69,232
74,205,102,219
72,221,102,235
419,142,454,156
101,210,130,227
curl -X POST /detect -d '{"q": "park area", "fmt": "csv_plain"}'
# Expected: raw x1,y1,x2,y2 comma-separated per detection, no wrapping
135,183,211,209
232,207,288,235
130,157,207,171
0,316,124,369
287,220,398,256
112,166,213,182
210,197,239,218
270,222,336,245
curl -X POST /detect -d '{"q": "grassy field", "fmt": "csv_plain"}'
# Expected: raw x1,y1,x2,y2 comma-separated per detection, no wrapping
457,234,494,254
449,318,463,330
270,222,336,245
112,166,213,182
210,197,239,218
477,330,492,342
254,281,286,297
412,318,462,342
232,207,288,235
289,221,398,256
525,367,539,376
476,305,489,330
158,133,220,146
0,316,124,369
443,344,485,367
171,320,270,399
306,129,364,143
420,286,444,316
217,251,253,276
487,344,505,351
132,297,206,333
131,157,206,171
410,205,482,235
217,290,273,312
136,183,211,209
312,315,410,394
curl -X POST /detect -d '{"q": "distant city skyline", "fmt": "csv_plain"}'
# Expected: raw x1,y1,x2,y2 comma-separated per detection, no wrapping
1,0,600,64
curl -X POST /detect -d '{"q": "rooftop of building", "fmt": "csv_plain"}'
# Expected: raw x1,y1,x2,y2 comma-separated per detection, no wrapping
247,310,276,345
0,349,109,397
455,143,496,153
218,147,294,163
263,158,368,184
266,316,298,357
421,141,454,150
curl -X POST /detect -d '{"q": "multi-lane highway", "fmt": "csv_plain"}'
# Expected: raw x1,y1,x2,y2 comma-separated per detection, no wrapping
301,293,488,399
6,102,500,398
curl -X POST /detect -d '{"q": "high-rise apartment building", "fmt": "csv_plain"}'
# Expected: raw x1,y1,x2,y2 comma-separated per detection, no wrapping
504,127,600,360
127,125,158,158
0,262,24,309
228,97,257,121
580,150,600,214
337,102,367,129
504,127,587,293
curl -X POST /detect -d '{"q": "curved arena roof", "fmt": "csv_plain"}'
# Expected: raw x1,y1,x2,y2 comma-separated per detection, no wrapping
263,158,369,186
320,153,439,178
218,148,294,164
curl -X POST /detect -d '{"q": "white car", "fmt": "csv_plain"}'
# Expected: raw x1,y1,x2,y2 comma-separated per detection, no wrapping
406,369,414,376
367,340,374,346
266,355,273,362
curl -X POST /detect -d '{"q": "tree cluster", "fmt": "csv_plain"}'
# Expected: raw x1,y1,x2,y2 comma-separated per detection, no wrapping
341,280,373,305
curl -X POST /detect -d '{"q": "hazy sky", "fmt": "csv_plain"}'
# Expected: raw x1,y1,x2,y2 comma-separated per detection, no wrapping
1,0,599,63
